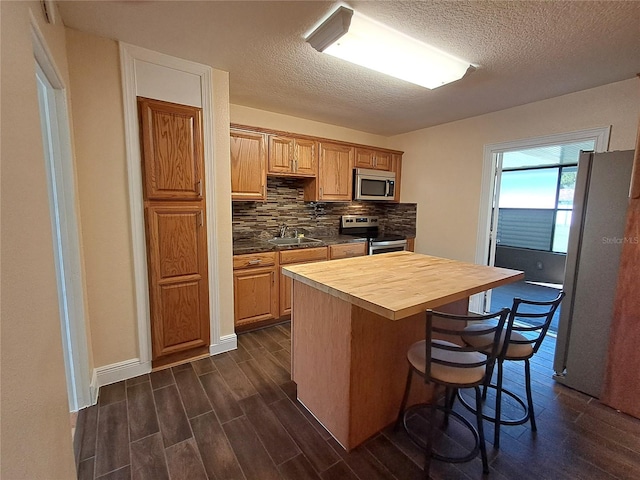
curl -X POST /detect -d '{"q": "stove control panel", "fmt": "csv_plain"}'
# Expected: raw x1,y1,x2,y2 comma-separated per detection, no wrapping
341,215,379,229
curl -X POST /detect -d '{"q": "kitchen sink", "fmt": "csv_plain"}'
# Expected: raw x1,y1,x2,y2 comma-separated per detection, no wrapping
267,237,323,246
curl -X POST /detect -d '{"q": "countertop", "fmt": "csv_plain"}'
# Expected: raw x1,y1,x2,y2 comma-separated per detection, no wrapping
282,251,524,320
233,235,369,255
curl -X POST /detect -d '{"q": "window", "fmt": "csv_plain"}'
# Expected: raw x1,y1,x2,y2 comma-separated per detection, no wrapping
496,142,589,254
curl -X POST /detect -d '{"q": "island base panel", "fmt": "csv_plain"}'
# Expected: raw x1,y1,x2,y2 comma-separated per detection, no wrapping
291,281,469,450
291,281,352,445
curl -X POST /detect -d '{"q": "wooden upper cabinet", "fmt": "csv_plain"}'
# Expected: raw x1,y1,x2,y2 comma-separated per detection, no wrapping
268,136,294,174
355,148,392,171
317,142,354,201
268,135,317,176
231,129,267,201
138,97,203,201
392,154,402,203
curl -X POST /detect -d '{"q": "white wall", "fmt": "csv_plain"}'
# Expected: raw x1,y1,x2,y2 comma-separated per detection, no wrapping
390,78,639,262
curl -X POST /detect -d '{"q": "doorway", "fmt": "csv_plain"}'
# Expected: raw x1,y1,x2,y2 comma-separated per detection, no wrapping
473,128,610,325
35,44,92,410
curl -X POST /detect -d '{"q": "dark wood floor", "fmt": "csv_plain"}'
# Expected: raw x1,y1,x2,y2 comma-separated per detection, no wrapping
75,322,640,480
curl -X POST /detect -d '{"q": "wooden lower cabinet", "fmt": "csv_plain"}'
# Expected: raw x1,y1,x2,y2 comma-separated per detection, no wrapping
145,203,210,367
406,237,415,252
279,247,328,317
233,244,373,330
328,241,367,260
233,252,278,329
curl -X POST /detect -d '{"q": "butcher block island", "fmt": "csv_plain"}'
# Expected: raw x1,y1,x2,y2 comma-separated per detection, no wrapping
282,251,524,451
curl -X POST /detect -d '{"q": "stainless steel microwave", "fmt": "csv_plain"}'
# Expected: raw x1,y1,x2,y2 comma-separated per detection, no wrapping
353,168,396,201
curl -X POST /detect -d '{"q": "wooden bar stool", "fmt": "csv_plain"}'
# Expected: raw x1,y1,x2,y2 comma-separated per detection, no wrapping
459,292,565,448
396,308,510,477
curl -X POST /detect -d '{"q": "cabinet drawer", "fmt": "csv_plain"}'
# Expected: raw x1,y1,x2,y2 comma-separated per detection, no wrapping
329,242,367,260
279,247,328,265
233,251,277,269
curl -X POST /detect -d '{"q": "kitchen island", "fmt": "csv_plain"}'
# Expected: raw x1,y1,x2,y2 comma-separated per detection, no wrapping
282,251,524,450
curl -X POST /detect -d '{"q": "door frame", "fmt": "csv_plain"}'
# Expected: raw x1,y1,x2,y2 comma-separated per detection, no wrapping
120,43,229,373
471,127,611,313
32,18,93,410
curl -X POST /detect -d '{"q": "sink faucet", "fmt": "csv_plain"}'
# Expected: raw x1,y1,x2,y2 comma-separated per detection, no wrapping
279,224,288,238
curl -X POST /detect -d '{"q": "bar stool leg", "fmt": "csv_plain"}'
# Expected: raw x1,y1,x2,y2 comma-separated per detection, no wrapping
524,359,537,432
395,368,413,431
482,361,496,400
474,385,490,475
424,389,438,480
494,360,504,449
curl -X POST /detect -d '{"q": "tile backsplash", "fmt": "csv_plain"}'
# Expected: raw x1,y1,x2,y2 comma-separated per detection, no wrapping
232,177,417,239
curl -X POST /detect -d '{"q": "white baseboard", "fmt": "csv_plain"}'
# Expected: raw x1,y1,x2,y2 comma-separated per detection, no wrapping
89,369,99,405
91,337,237,404
210,333,237,356
94,358,151,391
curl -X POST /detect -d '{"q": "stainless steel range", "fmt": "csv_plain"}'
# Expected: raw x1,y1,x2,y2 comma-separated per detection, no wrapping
340,215,407,255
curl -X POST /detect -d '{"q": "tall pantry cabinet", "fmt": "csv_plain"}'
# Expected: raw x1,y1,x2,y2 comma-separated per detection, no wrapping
138,97,210,369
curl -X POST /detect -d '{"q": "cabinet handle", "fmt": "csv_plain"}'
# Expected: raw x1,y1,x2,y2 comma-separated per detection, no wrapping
373,157,377,167
346,250,354,255
319,187,323,199
196,180,202,196
271,271,275,284
197,211,203,227
248,259,262,265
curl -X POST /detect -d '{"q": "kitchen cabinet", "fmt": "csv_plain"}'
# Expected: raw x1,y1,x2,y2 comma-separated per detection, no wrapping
314,142,354,202
268,135,317,176
279,247,328,317
392,154,402,203
233,252,278,329
139,98,204,201
138,97,211,368
329,241,367,260
355,147,392,171
231,129,267,201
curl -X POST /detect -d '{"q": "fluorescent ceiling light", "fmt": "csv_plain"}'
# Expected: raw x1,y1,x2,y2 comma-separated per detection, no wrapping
306,6,473,89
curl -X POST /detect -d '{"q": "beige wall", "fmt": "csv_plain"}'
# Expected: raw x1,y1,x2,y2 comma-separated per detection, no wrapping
390,78,640,262
66,29,236,367
231,104,390,148
66,29,138,366
1,1,77,478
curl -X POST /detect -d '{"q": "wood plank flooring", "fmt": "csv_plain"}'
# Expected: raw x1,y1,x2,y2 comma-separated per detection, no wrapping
76,322,640,480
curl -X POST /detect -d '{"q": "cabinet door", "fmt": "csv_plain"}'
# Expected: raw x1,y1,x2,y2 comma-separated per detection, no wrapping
145,204,210,361
318,142,354,201
355,148,375,169
233,266,278,327
279,247,328,317
392,154,402,202
294,138,317,176
374,151,392,171
355,147,391,171
139,97,203,201
329,242,367,260
268,136,294,174
231,129,267,201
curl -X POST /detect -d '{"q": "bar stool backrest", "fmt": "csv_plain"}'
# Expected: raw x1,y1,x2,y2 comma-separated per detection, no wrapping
426,308,510,386
502,291,566,359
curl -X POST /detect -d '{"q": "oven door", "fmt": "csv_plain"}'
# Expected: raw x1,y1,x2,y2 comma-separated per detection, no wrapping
369,240,407,255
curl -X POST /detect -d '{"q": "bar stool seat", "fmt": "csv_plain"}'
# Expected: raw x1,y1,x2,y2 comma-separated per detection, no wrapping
396,308,510,478
458,292,565,449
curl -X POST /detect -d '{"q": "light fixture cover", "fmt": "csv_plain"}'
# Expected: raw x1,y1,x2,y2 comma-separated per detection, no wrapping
306,6,472,89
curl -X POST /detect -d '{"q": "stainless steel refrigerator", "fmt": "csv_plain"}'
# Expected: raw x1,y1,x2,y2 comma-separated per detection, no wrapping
553,150,634,398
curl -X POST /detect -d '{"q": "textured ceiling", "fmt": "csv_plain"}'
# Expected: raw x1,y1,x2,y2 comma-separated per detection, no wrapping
57,1,640,136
